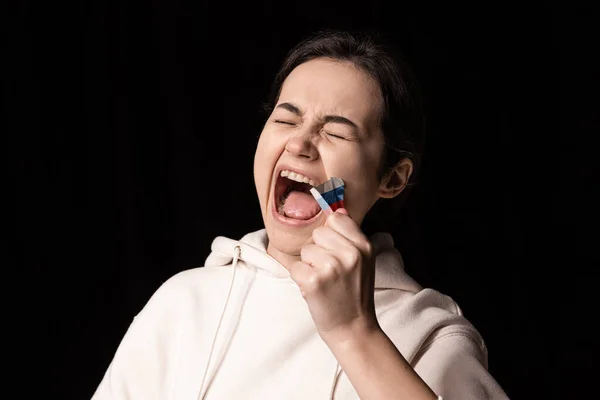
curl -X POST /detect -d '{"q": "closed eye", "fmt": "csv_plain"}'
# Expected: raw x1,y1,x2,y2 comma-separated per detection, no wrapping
274,120,295,126
325,131,348,140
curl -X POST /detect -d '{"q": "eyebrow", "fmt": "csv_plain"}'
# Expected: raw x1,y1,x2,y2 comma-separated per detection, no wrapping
276,102,302,116
275,102,359,131
322,115,358,130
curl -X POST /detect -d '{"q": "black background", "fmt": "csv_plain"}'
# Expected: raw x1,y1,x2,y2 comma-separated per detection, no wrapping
7,1,598,399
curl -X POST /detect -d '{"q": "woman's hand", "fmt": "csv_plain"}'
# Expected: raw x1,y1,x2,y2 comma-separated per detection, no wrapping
290,208,380,344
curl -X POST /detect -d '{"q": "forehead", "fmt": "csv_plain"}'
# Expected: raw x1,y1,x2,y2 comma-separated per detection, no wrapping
278,58,383,126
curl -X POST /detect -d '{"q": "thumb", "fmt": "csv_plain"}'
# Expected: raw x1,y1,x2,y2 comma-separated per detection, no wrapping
335,208,349,216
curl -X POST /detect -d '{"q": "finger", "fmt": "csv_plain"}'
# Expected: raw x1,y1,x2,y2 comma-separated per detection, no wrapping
311,225,356,254
288,260,315,297
325,209,370,253
310,227,363,270
301,207,347,247
335,207,349,216
300,244,343,276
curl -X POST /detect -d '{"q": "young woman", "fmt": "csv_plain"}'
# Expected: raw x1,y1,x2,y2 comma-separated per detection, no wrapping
92,30,509,400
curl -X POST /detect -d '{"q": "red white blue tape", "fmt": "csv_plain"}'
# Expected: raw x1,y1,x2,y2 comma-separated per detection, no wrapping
309,177,345,215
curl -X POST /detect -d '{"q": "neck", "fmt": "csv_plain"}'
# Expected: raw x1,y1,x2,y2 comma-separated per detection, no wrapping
266,242,303,272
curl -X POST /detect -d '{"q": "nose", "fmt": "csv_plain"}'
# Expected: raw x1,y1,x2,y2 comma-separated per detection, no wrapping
285,130,319,160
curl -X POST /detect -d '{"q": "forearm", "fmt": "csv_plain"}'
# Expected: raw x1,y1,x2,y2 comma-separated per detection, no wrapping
324,326,437,400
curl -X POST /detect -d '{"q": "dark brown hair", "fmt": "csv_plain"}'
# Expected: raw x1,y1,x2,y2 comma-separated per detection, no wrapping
264,29,426,234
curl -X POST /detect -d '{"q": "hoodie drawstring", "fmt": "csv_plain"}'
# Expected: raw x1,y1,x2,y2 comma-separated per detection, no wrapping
198,245,241,400
329,362,342,399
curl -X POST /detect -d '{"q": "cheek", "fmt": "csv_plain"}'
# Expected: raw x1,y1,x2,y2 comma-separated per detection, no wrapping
253,130,283,206
329,145,380,186
346,161,379,202
253,136,268,204
325,146,382,220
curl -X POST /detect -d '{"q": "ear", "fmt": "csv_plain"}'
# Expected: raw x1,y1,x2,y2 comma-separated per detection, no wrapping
376,158,414,199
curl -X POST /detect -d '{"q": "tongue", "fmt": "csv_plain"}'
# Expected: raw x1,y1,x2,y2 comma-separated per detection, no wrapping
282,190,321,220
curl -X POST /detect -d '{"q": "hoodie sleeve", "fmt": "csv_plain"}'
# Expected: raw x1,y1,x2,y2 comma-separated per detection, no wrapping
91,276,185,400
413,332,509,400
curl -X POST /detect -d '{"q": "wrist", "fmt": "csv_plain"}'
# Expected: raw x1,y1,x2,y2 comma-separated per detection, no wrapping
321,317,382,350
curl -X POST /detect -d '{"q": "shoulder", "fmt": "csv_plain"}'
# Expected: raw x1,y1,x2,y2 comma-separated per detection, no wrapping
377,287,467,324
135,265,234,318
376,287,485,363
147,267,204,300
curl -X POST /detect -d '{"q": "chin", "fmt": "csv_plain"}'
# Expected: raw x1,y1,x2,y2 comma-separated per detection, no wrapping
265,227,307,256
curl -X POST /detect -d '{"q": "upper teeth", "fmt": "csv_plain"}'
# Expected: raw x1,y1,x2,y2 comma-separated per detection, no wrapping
280,170,316,186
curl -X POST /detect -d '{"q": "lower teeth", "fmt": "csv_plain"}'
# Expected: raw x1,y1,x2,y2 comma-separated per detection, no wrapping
277,203,286,216
278,189,291,216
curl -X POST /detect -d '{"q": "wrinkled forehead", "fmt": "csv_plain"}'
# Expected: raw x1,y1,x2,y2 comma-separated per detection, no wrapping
278,58,384,129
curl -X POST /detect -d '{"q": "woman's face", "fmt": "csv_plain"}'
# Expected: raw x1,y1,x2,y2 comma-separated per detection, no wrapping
254,58,387,258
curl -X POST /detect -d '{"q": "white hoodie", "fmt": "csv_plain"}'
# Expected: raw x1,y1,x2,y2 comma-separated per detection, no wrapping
92,229,509,400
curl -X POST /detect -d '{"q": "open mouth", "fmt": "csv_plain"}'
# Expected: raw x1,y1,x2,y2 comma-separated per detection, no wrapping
274,171,322,221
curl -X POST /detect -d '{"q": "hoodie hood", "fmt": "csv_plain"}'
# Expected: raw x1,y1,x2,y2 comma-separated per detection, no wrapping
205,228,422,292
